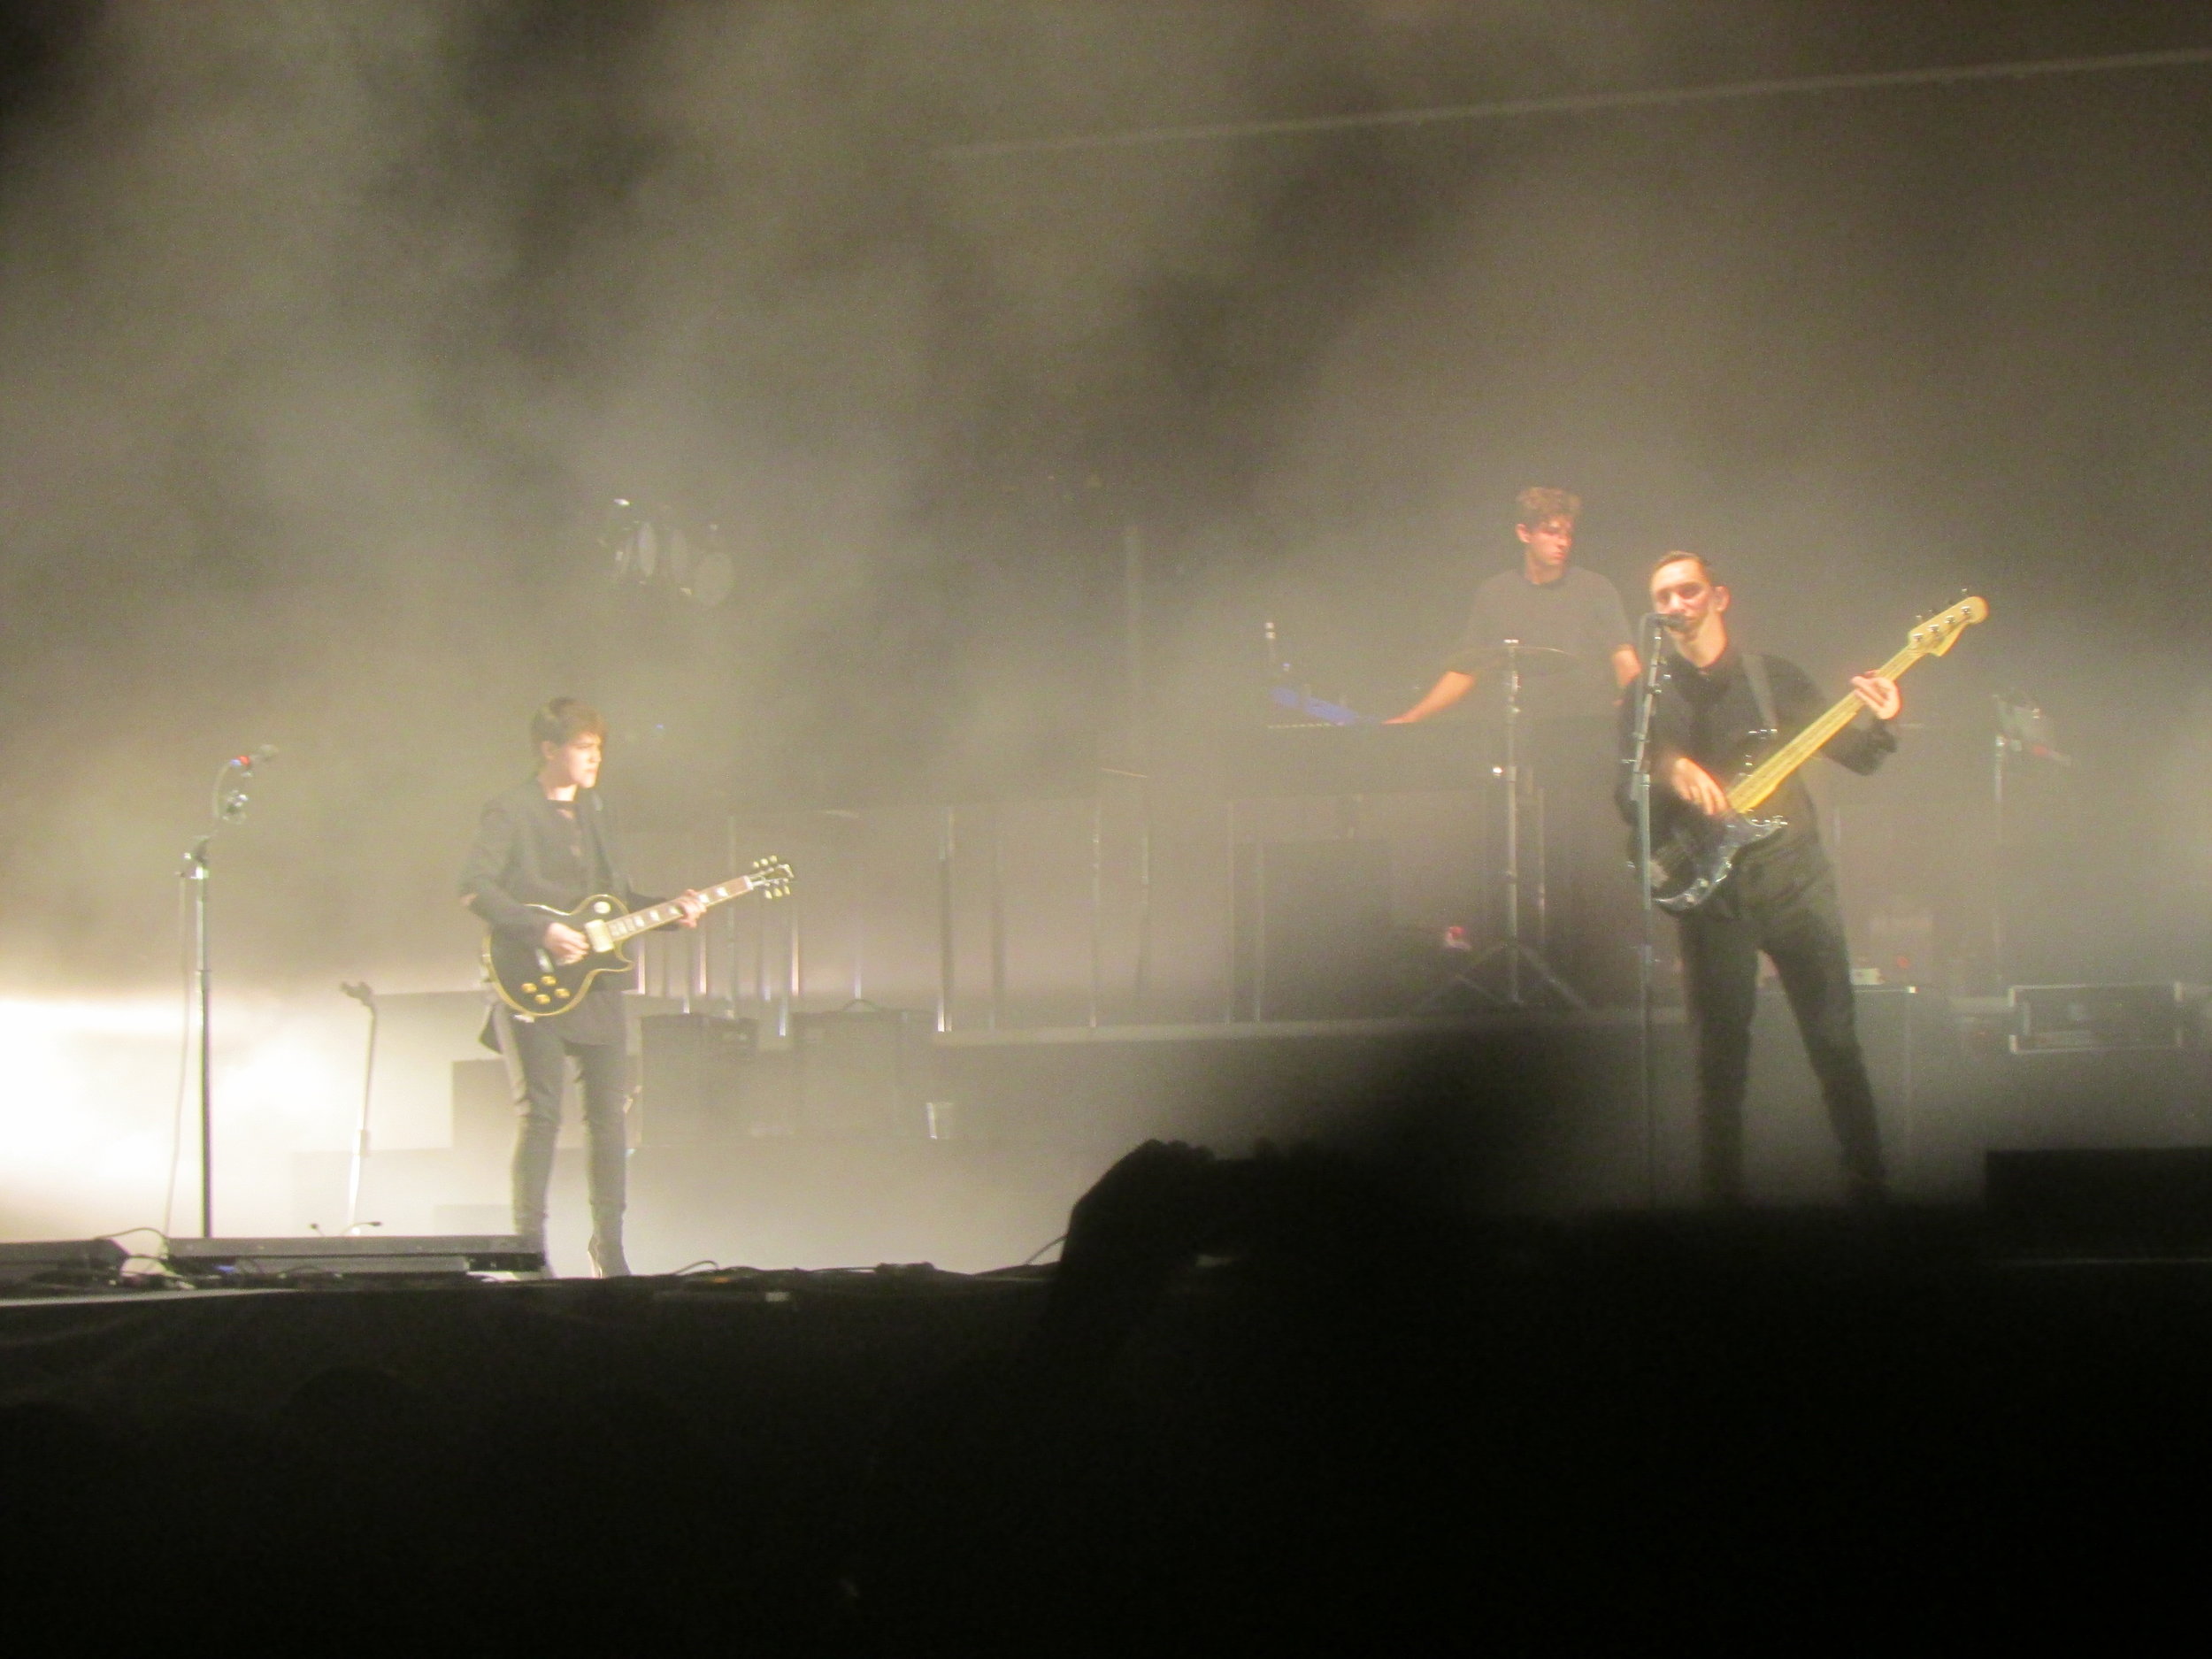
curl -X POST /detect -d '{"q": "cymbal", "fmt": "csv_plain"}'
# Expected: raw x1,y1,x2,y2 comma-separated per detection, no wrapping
1460,641,1583,679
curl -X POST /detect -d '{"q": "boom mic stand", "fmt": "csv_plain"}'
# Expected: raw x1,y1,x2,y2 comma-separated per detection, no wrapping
1629,617,1667,1207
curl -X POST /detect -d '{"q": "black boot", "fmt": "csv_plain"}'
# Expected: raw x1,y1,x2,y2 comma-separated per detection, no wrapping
588,1210,629,1279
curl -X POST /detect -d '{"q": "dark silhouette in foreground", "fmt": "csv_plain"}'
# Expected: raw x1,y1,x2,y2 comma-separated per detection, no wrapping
5,1140,2212,1650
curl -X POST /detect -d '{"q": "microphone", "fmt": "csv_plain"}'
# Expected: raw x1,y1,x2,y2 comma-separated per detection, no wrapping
340,981,376,1010
228,745,280,770
1644,612,1694,634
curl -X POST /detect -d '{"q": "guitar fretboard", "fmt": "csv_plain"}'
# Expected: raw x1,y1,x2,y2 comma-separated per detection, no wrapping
1726,642,1922,815
604,877,757,942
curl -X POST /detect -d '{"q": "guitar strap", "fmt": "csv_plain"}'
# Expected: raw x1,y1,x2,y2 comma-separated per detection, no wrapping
1743,652,1780,735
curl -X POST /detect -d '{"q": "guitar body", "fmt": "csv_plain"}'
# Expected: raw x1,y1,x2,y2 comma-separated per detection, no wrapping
485,895,634,1016
1641,809,1786,913
481,858,794,1018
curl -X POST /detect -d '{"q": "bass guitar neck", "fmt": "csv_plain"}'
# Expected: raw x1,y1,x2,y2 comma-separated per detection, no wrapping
1643,596,1988,913
1729,596,1989,813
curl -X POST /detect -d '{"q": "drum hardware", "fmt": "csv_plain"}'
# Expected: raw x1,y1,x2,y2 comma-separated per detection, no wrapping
1413,640,1588,1012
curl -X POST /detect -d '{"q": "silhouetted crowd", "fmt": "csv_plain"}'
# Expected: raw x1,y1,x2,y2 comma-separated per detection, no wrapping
7,1141,2212,1651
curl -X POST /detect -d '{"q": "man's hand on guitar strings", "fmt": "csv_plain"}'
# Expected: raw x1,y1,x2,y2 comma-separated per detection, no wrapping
1850,673,1902,722
544,922,591,964
1666,755,1732,818
672,889,707,928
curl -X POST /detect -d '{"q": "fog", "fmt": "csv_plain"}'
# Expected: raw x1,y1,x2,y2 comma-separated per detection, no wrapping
0,3,2207,1256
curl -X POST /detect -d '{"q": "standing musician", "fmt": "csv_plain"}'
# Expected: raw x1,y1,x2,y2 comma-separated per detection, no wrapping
1624,554,1902,1206
458,698,703,1276
1391,486,1641,999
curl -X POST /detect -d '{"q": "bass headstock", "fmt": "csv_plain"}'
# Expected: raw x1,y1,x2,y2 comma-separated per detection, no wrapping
1909,595,1989,658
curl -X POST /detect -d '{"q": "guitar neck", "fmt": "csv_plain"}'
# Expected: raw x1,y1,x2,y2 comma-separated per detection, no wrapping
603,877,754,942
1727,642,1921,814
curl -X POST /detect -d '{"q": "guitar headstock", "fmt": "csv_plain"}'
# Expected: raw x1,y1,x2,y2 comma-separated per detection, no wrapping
1909,595,1989,658
748,856,795,900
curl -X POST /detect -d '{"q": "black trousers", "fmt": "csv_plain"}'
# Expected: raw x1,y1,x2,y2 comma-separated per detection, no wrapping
501,1013,630,1264
1675,850,1885,1204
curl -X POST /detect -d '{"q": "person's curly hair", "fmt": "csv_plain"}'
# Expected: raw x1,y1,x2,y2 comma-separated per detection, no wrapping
1515,486,1580,526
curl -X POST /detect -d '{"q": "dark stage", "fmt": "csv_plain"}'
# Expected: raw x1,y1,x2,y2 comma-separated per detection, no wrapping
11,1191,2212,1648
5,3,2212,1645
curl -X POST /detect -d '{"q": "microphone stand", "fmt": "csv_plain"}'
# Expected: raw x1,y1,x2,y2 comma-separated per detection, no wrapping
1629,616,1669,1209
179,751,268,1237
341,982,380,1232
180,835,212,1237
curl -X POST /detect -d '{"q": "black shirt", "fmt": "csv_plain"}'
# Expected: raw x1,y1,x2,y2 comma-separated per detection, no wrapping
1445,565,1632,721
1619,643,1897,872
459,780,658,1046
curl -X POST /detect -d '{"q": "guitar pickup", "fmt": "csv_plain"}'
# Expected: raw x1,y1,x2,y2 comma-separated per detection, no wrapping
582,918,616,955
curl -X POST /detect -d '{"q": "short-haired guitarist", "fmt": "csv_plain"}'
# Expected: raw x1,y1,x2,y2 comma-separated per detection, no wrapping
1621,555,1902,1206
458,698,703,1275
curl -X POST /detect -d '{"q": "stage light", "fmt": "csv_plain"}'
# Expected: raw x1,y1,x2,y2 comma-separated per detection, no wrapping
598,499,734,607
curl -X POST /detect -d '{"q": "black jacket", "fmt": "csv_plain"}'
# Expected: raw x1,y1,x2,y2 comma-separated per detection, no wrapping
1618,644,1896,875
459,780,662,1044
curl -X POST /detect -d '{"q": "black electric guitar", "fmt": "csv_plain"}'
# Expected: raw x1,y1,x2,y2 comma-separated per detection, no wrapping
1640,596,1988,912
486,856,794,1016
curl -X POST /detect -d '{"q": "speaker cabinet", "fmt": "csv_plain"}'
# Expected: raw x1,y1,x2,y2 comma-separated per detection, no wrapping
793,1008,934,1139
1987,1148,2212,1257
640,1014,756,1146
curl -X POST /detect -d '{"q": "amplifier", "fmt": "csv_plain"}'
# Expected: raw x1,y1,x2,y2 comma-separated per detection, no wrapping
793,1007,933,1138
640,1014,757,1146
2008,983,2187,1055
1987,1148,2212,1257
165,1235,546,1282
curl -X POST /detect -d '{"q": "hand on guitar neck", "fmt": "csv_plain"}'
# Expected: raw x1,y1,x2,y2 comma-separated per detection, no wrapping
1665,673,1901,818
1848,672,1901,723
543,889,705,964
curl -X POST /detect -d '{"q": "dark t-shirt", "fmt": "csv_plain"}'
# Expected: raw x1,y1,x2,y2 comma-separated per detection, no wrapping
1445,565,1632,721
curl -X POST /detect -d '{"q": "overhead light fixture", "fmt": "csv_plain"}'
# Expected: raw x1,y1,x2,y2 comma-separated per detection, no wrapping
598,499,734,608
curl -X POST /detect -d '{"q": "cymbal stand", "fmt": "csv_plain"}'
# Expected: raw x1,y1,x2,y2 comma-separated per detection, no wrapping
1418,641,1587,1011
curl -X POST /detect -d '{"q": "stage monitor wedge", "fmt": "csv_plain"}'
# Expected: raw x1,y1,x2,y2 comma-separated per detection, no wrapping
165,1234,546,1282
0,1237,129,1288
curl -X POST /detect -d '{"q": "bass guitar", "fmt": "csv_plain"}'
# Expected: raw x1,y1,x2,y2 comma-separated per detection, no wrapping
486,856,794,1016
1640,596,1988,912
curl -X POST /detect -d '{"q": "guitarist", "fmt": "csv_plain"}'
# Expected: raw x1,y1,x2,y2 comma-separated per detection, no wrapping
458,697,703,1276
1625,554,1902,1206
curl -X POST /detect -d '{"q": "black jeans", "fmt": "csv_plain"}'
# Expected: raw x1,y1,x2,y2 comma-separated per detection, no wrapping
502,1015,630,1268
1675,850,1885,1204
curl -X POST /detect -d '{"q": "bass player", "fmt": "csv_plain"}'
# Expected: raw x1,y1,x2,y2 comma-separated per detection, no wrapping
458,697,703,1275
1621,554,1901,1207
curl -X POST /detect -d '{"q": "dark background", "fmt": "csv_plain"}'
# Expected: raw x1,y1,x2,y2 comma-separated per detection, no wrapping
0,0,2207,995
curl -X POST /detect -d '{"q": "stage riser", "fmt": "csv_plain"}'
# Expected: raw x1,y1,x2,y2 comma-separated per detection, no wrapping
294,1007,2212,1268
